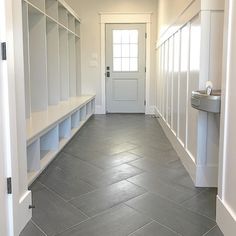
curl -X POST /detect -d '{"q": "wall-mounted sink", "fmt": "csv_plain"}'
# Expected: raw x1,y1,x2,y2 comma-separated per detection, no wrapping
191,90,221,113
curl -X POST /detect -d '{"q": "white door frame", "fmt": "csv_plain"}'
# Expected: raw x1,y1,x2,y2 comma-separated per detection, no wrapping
100,12,152,114
217,0,236,234
0,0,31,235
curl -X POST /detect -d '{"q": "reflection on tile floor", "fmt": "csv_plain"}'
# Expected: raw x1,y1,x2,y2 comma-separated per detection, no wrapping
20,114,223,236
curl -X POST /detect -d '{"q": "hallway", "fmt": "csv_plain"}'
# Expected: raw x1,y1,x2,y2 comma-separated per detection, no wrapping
21,115,222,236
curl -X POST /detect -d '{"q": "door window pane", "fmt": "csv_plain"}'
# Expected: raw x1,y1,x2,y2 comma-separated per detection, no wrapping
113,58,122,71
112,29,139,72
130,58,138,71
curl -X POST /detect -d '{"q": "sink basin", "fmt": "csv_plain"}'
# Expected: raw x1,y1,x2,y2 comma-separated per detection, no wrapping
191,90,221,113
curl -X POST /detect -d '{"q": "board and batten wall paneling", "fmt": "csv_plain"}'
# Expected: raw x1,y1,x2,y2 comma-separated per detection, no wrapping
179,23,190,147
155,3,224,187
172,31,180,136
186,15,201,160
168,36,173,128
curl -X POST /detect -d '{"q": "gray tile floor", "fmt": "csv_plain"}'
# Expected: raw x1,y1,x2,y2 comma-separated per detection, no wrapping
20,114,223,236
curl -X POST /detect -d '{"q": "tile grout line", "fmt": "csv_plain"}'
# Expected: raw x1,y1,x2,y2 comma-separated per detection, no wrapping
127,221,155,236
124,201,181,235
31,219,48,236
202,225,217,236
37,181,90,218
69,190,148,220
124,188,217,223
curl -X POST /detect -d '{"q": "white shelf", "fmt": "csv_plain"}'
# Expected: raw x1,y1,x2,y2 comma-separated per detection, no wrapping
26,95,95,144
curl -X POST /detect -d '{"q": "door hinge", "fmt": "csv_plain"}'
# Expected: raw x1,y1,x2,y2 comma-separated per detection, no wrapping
144,100,146,106
145,33,147,39
7,178,12,194
1,42,7,60
145,67,147,73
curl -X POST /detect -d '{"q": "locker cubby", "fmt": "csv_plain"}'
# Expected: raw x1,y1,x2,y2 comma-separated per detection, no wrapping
76,37,81,96
28,5,48,112
86,102,92,116
71,110,80,129
45,0,58,20
69,34,77,97
27,139,40,172
28,0,45,12
22,2,31,118
91,99,95,113
59,28,69,100
47,19,60,105
75,20,80,37
40,126,59,159
59,117,71,140
58,3,68,28
68,14,75,33
80,106,87,121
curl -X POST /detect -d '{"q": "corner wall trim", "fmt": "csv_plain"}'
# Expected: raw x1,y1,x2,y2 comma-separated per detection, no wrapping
217,196,236,236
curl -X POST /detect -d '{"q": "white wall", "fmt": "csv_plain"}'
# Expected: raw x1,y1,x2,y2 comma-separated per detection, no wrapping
65,0,157,111
217,0,236,234
157,0,193,39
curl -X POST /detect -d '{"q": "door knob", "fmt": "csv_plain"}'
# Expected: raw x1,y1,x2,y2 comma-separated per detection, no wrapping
106,71,110,77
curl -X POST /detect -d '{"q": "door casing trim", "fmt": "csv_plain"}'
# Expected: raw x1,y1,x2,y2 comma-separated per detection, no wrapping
100,12,152,114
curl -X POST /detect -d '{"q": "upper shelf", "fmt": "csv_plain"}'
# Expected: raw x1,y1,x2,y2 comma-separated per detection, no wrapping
24,0,81,38
26,95,95,144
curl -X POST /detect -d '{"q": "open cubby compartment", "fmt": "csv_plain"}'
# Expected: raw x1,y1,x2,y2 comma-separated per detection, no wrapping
75,19,80,37
91,99,95,113
59,117,71,141
28,5,48,112
59,28,69,100
45,0,58,21
27,139,40,172
71,110,80,129
68,14,75,33
47,18,60,105
80,106,86,121
27,0,45,12
86,101,92,116
22,2,31,118
58,3,68,28
69,34,77,97
40,126,59,159
75,37,81,95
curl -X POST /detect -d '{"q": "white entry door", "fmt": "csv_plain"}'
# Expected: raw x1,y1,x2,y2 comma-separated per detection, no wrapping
106,24,146,113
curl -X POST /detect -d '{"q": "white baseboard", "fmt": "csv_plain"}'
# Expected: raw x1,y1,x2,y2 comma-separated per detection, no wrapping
154,106,218,187
145,106,155,115
217,196,236,236
95,105,106,114
18,190,32,234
